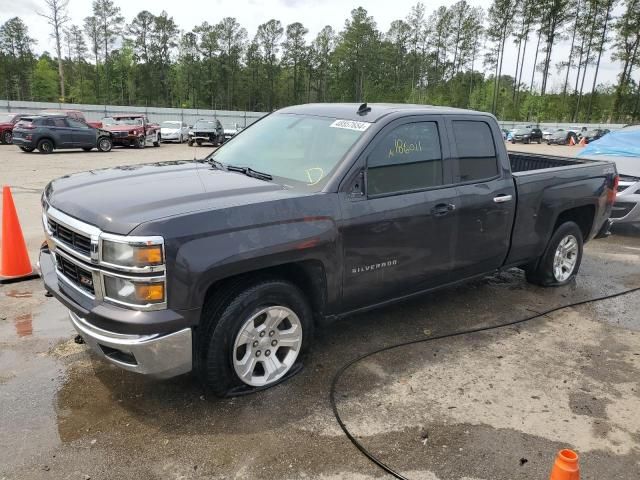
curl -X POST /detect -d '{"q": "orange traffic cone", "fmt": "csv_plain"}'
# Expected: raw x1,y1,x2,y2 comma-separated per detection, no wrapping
569,136,576,146
1,186,38,283
549,449,580,480
578,137,587,146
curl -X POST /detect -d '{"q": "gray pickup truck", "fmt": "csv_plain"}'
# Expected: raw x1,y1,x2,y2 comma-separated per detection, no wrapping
39,103,618,396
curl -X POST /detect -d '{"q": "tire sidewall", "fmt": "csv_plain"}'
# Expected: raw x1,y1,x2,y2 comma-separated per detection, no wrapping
199,280,313,396
537,222,584,286
3,131,12,144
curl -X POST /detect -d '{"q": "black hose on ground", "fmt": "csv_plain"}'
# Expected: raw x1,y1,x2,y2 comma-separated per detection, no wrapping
330,286,640,480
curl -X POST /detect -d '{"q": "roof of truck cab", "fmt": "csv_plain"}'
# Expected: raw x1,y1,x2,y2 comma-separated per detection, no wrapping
276,103,492,122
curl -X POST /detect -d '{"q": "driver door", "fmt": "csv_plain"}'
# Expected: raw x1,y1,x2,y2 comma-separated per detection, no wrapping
340,116,459,310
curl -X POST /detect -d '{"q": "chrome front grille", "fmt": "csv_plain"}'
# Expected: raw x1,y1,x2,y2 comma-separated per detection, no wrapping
55,252,95,295
48,218,92,256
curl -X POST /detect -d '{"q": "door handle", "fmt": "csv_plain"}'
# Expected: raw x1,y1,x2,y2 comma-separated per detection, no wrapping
493,194,513,203
431,203,456,217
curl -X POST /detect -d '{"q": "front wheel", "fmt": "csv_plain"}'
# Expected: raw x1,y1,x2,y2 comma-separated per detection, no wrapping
97,137,112,152
187,139,194,146
197,279,313,397
2,130,12,144
153,134,160,147
525,221,583,287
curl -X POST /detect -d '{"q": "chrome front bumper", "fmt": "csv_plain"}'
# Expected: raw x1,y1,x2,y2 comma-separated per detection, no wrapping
70,311,193,378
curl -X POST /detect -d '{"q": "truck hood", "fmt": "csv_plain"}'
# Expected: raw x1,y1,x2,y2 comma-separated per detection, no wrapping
45,160,293,234
103,125,140,132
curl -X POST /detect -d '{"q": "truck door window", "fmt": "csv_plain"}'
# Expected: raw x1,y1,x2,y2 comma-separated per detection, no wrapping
451,120,499,183
367,122,443,196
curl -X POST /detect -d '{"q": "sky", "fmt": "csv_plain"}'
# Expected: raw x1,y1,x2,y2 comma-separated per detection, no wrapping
0,0,624,92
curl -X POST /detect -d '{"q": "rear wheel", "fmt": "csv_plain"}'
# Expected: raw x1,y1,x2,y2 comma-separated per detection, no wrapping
525,222,583,287
197,279,313,397
37,138,54,154
2,130,12,144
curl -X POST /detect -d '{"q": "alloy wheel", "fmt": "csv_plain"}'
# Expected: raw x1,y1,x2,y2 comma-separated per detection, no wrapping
232,306,303,387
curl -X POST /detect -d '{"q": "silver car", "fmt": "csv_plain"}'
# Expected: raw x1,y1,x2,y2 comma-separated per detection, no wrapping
613,173,640,224
160,121,189,143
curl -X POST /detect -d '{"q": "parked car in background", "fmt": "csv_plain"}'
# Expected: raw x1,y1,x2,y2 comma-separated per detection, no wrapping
188,119,224,146
42,110,103,129
612,171,640,224
547,129,577,145
581,128,610,143
102,114,161,148
160,121,189,143
501,128,509,140
12,115,113,154
0,112,33,144
510,127,543,144
223,123,244,143
542,129,555,141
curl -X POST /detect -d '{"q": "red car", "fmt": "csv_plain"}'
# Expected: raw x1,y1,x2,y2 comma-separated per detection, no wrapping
0,112,33,144
41,110,103,129
101,114,161,148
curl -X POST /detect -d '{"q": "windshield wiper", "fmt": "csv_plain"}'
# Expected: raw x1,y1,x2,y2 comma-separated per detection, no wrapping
226,165,273,181
206,157,225,170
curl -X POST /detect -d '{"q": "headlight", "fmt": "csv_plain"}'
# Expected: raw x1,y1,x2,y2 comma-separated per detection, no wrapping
103,276,165,306
101,239,164,268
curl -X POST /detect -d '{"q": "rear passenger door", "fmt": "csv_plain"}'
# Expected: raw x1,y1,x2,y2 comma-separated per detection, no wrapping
445,117,516,279
43,117,74,147
340,116,460,310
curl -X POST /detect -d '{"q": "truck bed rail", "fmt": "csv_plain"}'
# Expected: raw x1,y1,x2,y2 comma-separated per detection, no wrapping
509,153,588,173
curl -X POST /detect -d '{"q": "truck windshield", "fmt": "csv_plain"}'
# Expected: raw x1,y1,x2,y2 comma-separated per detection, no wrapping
210,113,367,188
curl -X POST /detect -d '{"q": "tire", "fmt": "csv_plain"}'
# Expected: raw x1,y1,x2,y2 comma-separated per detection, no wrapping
547,141,551,145
37,138,54,154
537,138,541,144
196,140,202,146
136,136,145,148
525,221,584,287
2,130,12,144
19,146,35,152
97,137,112,152
153,133,160,147
197,278,313,397
188,139,194,146
511,140,516,144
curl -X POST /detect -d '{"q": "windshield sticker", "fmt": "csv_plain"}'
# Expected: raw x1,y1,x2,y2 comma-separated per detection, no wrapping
330,119,371,132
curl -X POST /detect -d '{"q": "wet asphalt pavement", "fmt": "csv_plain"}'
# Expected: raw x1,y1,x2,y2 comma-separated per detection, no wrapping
1,143,640,479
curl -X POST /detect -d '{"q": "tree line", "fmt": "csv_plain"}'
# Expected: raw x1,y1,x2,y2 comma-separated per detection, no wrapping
1,0,640,123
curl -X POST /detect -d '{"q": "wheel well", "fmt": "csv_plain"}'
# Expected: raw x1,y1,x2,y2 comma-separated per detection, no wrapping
554,205,595,240
202,260,328,321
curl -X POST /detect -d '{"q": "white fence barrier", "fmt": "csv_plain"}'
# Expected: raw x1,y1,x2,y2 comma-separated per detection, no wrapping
0,100,267,129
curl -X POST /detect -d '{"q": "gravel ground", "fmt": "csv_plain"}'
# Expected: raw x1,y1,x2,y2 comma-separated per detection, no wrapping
1,140,639,480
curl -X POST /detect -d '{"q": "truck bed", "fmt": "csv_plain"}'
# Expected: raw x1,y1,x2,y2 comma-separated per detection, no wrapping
509,152,597,173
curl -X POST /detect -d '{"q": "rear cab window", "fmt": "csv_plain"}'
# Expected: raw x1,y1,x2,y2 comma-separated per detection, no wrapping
449,120,500,183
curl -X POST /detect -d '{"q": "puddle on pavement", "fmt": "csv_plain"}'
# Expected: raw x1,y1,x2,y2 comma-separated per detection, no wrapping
0,294,75,473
